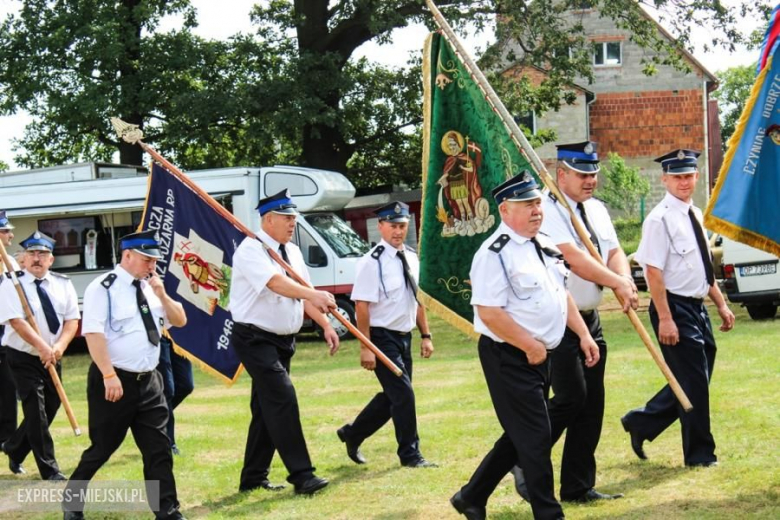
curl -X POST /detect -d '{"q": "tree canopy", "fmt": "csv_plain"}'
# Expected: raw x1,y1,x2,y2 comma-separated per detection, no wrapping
713,64,757,150
0,0,773,186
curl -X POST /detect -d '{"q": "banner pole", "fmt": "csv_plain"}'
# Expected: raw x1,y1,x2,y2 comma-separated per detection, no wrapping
424,0,692,411
110,118,403,378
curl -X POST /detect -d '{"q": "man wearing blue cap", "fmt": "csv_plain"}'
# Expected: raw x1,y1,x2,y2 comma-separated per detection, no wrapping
0,211,20,449
621,150,735,468
64,229,187,520
510,142,637,503
0,231,79,480
230,189,339,496
336,201,437,469
451,172,600,520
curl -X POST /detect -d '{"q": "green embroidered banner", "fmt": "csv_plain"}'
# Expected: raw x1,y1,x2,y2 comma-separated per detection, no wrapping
419,32,537,334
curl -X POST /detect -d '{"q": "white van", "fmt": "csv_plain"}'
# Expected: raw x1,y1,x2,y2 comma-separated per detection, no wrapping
1,162,368,338
720,236,780,320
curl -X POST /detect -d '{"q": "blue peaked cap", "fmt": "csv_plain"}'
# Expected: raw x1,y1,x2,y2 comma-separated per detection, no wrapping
492,171,542,204
120,229,162,259
655,149,700,174
256,189,298,216
20,231,55,252
375,201,410,222
557,141,600,173
0,210,14,230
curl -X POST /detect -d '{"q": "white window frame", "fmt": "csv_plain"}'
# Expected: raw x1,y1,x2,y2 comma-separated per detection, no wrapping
593,41,622,67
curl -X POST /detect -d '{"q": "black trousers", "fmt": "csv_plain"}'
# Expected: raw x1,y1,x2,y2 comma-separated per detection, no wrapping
233,323,314,489
343,327,422,464
156,337,194,446
460,336,563,520
5,348,61,478
0,344,18,443
622,294,717,465
65,364,180,519
548,309,607,499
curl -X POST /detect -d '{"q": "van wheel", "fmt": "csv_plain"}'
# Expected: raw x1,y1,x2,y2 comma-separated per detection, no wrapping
318,298,356,340
746,304,778,320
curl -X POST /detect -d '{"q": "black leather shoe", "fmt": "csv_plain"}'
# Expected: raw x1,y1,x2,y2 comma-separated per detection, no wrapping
47,472,67,481
563,488,624,502
687,461,718,468
63,511,85,520
402,458,438,468
511,465,530,501
294,476,328,495
450,490,486,520
239,479,287,492
336,426,366,464
2,441,25,475
621,415,647,460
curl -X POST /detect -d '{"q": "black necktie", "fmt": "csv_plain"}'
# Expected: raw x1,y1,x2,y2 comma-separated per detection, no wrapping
689,208,715,286
132,280,160,346
577,202,602,257
530,237,545,265
34,279,60,335
279,244,292,277
396,250,419,298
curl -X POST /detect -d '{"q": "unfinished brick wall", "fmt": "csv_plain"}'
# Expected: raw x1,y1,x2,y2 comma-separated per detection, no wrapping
590,89,705,158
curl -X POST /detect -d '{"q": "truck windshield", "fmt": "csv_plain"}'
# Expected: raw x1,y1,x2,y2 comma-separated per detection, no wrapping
304,214,369,258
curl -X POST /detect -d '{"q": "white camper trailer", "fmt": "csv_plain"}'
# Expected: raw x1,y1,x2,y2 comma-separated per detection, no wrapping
1,162,368,339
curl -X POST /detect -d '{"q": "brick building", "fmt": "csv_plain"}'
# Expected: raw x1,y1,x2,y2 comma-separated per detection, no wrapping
502,6,723,209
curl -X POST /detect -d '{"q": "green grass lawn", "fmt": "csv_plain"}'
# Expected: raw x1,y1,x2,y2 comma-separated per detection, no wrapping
3,304,779,519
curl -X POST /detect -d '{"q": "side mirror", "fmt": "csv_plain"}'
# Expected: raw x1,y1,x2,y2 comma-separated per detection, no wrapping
714,235,723,247
308,245,328,267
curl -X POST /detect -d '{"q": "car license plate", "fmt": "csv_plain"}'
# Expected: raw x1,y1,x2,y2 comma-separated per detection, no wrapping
633,268,643,277
739,263,777,277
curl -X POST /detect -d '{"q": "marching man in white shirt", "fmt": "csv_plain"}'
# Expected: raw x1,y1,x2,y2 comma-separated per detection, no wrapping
0,231,79,480
621,149,734,467
63,230,187,520
512,141,638,503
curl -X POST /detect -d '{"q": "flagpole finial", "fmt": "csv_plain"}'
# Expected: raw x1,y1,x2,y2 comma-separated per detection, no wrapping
110,117,145,144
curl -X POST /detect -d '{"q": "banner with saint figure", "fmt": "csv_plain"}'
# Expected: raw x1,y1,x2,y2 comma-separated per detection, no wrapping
419,32,537,333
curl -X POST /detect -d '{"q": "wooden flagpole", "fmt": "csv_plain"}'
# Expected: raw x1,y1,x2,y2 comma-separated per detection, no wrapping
110,118,403,377
424,0,692,411
0,240,81,435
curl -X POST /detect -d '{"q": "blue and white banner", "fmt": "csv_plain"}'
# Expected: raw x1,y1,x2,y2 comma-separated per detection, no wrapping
705,4,780,256
140,163,246,383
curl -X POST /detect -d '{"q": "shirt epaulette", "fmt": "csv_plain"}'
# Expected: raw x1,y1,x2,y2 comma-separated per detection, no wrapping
371,245,385,260
50,271,70,280
548,191,559,203
101,273,117,289
4,270,24,279
488,234,510,253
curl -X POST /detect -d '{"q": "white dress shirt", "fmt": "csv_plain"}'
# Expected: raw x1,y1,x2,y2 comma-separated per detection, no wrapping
0,270,80,356
470,222,569,350
634,192,711,299
351,239,418,333
229,229,311,335
541,192,620,310
81,266,171,372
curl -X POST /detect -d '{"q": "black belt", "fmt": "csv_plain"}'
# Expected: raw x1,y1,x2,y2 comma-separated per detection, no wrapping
115,367,155,381
235,322,294,340
484,335,554,352
370,327,412,336
666,291,704,305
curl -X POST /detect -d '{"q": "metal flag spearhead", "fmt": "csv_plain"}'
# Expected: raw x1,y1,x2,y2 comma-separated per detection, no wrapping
110,117,145,144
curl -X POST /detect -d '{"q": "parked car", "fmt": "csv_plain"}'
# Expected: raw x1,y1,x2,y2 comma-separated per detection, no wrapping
628,233,723,291
720,236,780,320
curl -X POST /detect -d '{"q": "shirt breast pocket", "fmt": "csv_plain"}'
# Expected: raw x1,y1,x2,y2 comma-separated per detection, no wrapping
383,272,406,301
671,230,698,260
111,303,142,332
510,271,542,301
